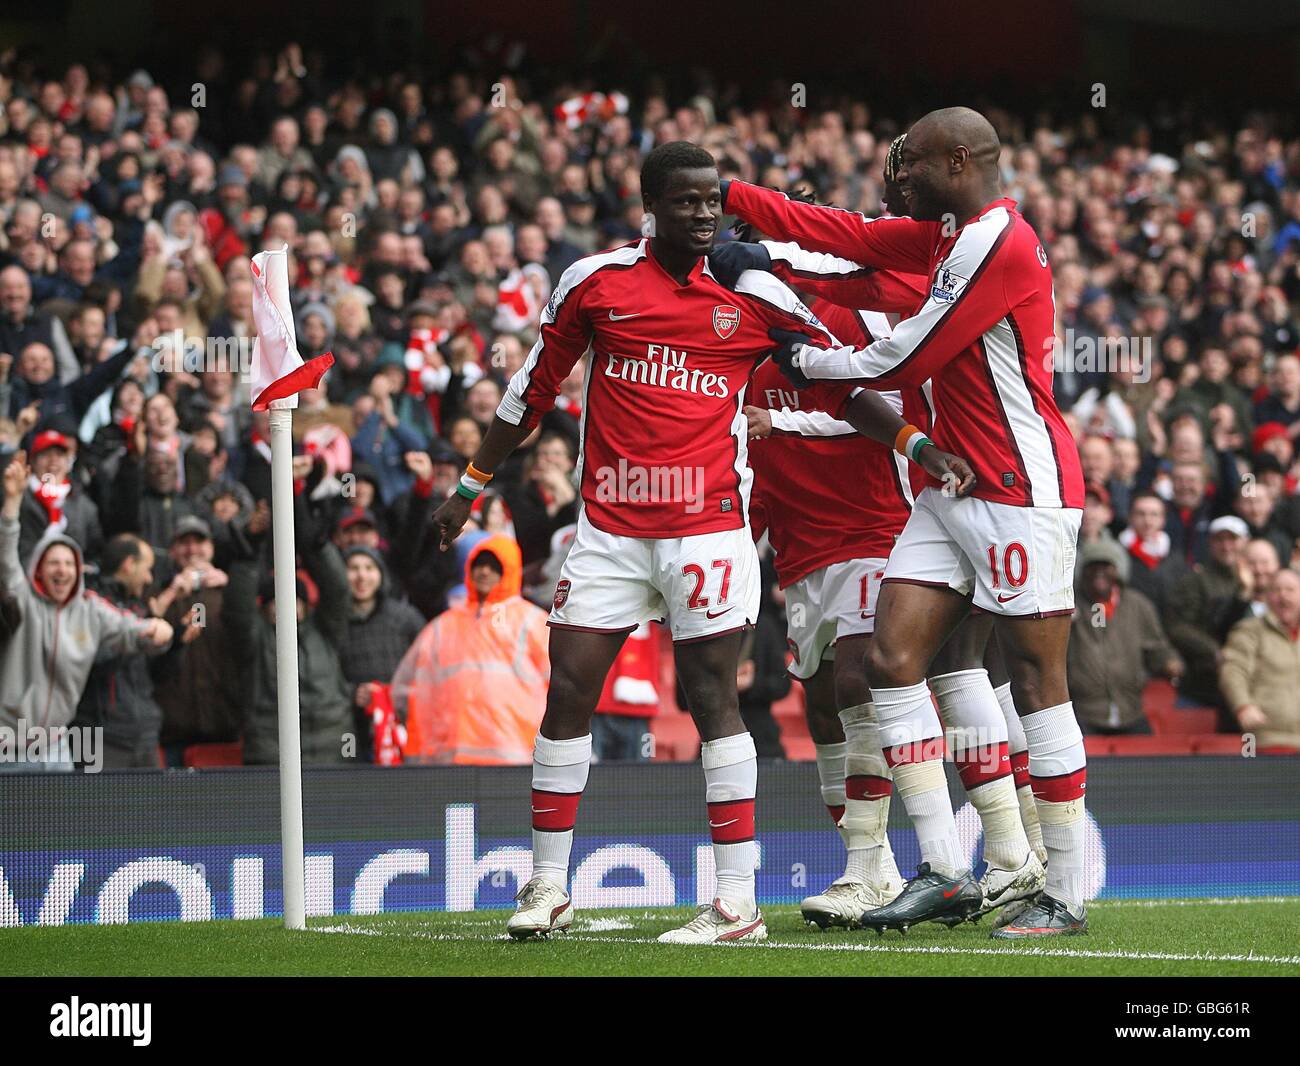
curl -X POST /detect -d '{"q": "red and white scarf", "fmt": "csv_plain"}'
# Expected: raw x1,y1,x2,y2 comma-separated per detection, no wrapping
1119,527,1170,570
29,474,71,532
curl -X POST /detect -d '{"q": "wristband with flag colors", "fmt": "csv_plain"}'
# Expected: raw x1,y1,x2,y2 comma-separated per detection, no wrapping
894,424,933,462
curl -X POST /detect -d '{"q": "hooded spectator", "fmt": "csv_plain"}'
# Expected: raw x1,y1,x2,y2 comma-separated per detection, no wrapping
392,535,548,764
340,545,424,759
2,451,171,769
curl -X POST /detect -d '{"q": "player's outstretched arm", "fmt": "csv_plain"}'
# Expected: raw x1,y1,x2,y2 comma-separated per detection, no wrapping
722,179,934,273
841,391,976,497
761,241,928,315
430,415,534,551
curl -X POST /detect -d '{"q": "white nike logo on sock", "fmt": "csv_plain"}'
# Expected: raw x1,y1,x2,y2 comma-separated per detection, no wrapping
531,808,558,814
709,818,739,828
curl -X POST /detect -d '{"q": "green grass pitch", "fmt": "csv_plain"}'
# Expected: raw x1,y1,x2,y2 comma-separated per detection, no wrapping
3,898,1299,977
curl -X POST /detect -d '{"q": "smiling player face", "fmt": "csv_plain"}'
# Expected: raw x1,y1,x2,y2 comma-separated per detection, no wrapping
644,167,722,258
894,123,948,222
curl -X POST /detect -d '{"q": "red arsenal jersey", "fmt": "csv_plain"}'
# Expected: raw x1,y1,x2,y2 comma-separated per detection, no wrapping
765,242,938,497
497,238,835,538
726,183,1084,510
748,343,912,587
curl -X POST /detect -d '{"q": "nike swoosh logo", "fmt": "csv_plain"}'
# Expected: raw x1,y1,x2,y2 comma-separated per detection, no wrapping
996,592,1025,603
705,606,734,619
531,807,558,814
608,310,642,321
942,886,963,898
860,612,875,620
709,819,739,828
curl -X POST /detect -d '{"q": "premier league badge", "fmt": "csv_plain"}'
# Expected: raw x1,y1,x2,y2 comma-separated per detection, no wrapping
931,266,969,303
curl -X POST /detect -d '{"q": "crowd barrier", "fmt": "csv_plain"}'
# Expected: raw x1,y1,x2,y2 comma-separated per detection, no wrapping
1,758,1297,926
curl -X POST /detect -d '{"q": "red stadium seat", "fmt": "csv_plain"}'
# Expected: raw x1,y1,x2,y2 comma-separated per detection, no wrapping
649,714,699,762
1085,734,1244,756
1142,679,1218,734
183,742,244,767
647,644,1243,761
781,735,818,762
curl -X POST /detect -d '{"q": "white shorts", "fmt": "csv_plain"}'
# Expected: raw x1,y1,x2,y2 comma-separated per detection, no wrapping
549,511,761,642
784,557,888,680
884,488,1081,617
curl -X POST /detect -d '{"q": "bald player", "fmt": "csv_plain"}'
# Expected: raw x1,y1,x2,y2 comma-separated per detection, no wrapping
721,107,1087,938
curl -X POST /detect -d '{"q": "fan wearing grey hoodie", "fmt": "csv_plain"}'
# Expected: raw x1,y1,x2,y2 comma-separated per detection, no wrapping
1,450,173,768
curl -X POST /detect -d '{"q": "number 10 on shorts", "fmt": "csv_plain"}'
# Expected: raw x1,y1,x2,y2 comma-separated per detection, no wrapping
683,558,733,610
986,542,1028,590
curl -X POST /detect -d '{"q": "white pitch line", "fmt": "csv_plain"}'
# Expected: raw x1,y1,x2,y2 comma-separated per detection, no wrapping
308,923,1300,967
1088,897,1297,909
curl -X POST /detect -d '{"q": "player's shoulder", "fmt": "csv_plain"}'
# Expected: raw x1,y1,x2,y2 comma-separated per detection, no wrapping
980,200,1053,277
945,199,1028,273
547,240,646,316
726,266,813,318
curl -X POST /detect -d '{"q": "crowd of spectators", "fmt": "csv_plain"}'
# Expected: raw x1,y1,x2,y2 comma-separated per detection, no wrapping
1,44,1298,769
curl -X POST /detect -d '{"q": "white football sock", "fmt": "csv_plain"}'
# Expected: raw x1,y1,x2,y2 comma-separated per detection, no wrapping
873,681,964,878
813,740,848,838
1023,703,1087,912
931,669,1028,870
839,702,898,884
702,732,758,913
995,681,1046,862
530,733,592,890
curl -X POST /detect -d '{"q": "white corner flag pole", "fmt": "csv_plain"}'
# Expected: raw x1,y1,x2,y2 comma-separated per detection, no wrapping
269,401,307,930
252,243,331,932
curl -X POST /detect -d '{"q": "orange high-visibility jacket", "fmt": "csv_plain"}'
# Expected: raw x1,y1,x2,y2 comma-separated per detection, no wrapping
393,534,549,764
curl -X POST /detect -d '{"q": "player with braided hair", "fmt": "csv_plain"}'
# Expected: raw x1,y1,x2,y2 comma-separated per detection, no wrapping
713,139,1046,930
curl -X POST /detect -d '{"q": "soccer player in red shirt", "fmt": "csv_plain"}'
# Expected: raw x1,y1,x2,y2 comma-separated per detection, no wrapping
720,162,1046,928
723,108,1089,938
433,142,839,944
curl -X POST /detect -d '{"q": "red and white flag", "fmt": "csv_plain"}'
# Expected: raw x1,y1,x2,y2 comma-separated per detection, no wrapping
553,91,629,130
249,246,334,411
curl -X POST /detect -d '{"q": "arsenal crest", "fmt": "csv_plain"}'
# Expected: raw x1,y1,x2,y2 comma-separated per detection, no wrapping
553,579,571,610
713,305,741,340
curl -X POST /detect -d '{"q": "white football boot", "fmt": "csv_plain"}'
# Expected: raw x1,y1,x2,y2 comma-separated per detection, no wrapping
657,898,767,944
505,876,574,940
801,875,904,929
977,850,1046,917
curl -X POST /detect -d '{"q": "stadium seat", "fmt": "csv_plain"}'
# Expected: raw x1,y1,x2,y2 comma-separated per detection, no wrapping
781,735,818,761
1085,734,1243,756
1142,679,1218,734
649,713,699,762
183,742,244,768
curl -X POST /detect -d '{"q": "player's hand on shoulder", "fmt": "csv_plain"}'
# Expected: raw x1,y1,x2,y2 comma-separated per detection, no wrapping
743,405,773,439
768,327,813,389
919,445,977,498
707,241,772,290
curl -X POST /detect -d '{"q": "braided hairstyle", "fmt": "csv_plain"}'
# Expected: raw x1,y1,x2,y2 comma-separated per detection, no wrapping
884,133,907,184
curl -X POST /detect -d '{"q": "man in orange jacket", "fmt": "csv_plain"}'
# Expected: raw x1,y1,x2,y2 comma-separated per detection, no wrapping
392,534,549,764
